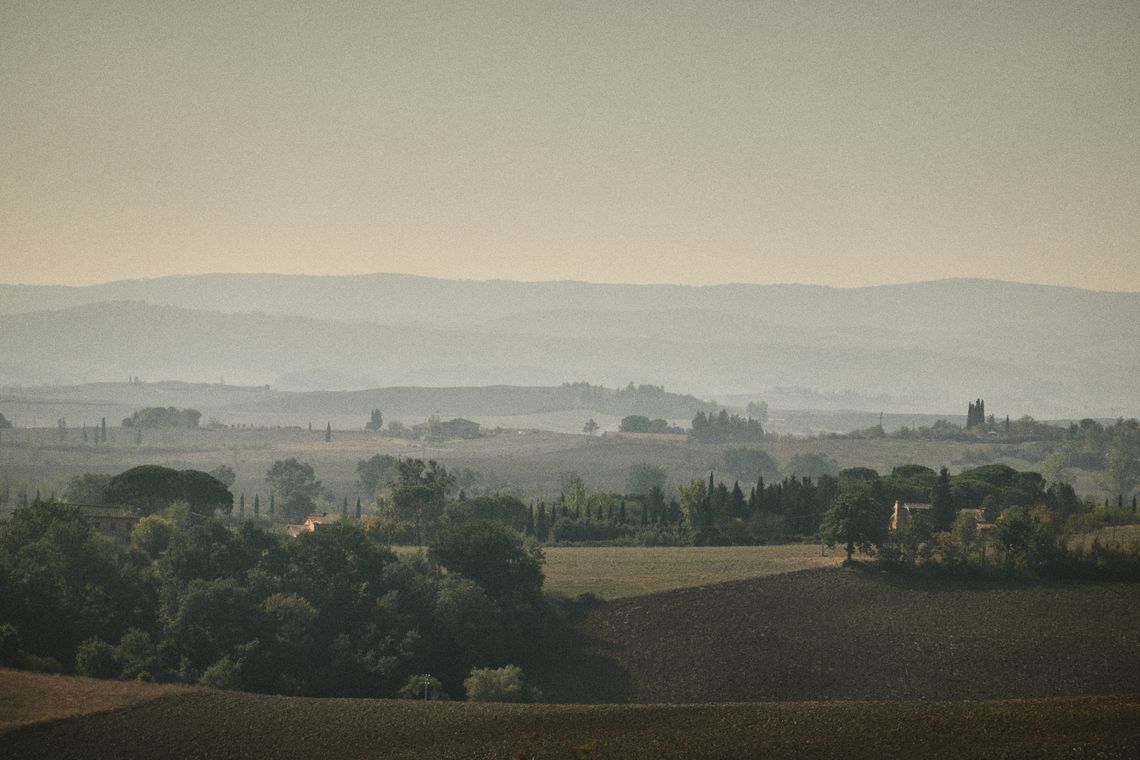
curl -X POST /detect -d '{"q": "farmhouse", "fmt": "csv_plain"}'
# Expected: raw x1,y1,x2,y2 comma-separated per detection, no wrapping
286,513,340,537
412,417,482,441
75,504,140,541
890,500,932,530
958,508,997,533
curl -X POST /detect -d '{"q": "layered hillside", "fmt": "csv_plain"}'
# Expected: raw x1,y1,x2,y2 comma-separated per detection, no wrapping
1,275,1138,416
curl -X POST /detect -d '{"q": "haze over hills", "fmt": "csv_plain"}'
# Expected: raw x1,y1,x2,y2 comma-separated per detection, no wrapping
0,274,1137,417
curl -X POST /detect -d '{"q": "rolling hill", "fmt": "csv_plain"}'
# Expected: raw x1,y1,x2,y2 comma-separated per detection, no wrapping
2,560,1138,758
1,274,1138,416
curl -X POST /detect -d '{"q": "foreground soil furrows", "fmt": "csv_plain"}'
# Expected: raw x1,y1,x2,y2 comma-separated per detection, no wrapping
2,689,1138,760
529,568,1140,703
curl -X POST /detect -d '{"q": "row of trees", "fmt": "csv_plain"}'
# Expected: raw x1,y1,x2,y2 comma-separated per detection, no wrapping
122,407,202,429
618,415,684,435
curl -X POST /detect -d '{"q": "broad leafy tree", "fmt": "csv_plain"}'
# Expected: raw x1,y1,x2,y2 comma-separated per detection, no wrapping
821,487,888,561
625,463,666,495
104,465,232,516
357,454,397,498
428,521,543,608
266,459,323,521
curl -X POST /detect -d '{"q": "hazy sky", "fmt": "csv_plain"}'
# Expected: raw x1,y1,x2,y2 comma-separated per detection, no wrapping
2,1,1138,289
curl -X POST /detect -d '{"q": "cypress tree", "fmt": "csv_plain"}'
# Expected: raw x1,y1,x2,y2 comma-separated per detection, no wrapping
931,466,954,530
525,505,535,536
730,480,746,519
100,417,107,443
325,422,332,443
239,493,245,517
253,494,260,516
535,502,549,541
355,496,362,519
619,499,627,525
704,472,714,527
342,496,349,518
269,493,275,516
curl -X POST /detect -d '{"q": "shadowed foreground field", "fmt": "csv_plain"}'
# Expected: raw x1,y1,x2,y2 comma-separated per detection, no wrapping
1,671,1138,760
530,568,1140,703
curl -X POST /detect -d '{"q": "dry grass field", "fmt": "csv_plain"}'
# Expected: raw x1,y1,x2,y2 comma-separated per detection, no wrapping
1069,524,1140,553
540,544,843,598
0,669,187,735
1,670,1137,759
393,543,846,599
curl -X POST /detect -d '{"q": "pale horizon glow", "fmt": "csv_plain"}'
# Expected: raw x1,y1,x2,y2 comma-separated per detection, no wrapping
3,2,1139,291
3,269,1138,295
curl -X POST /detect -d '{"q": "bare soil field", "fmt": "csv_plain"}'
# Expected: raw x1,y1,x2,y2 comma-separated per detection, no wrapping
1,672,1136,760
528,567,1140,704
3,565,1140,759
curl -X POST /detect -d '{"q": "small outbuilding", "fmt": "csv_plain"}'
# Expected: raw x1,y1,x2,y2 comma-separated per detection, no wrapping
890,500,932,530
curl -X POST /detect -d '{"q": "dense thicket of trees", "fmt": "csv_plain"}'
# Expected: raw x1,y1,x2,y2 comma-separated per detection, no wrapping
121,407,202,429
0,502,546,699
618,416,684,435
689,410,764,443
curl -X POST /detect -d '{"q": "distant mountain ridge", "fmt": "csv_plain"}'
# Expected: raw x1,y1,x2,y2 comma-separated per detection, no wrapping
0,274,1137,417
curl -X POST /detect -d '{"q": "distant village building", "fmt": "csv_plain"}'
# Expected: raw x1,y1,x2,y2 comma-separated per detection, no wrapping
890,500,932,530
286,513,340,537
411,417,481,441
